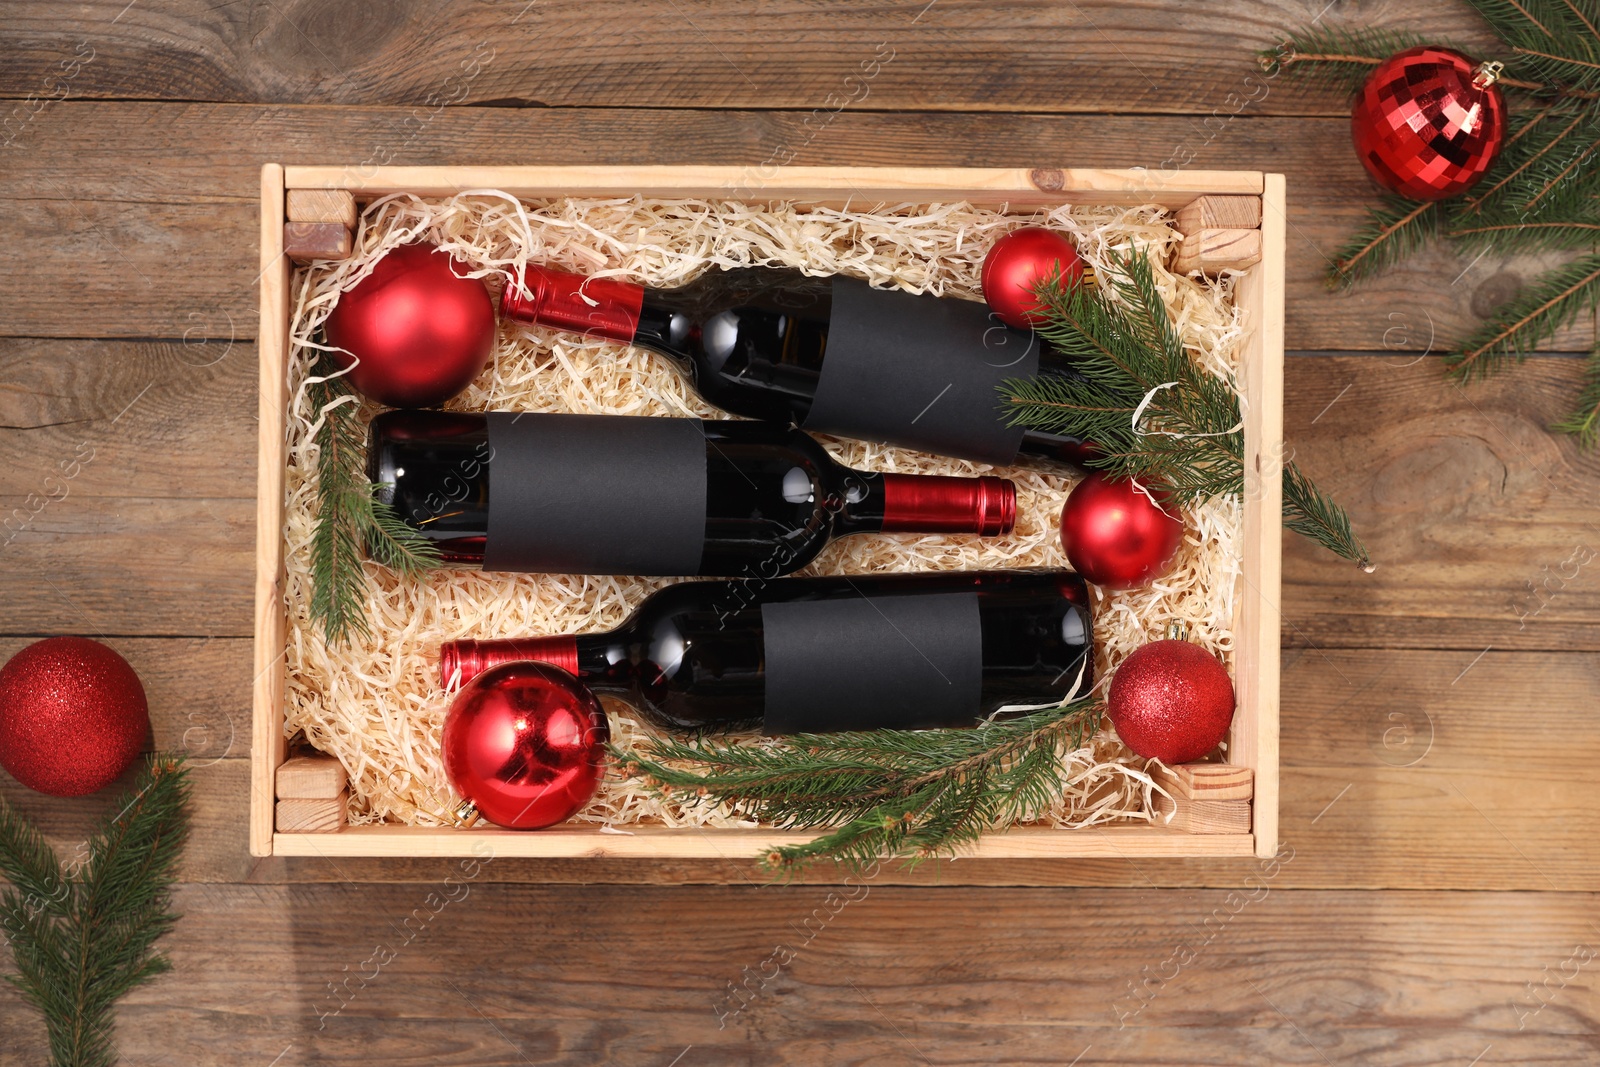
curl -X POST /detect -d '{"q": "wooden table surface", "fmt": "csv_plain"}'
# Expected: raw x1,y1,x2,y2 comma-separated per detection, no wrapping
2,2,1597,1064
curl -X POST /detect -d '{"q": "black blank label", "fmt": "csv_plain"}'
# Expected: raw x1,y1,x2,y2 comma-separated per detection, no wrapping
804,277,1036,464
483,412,707,575
761,591,983,734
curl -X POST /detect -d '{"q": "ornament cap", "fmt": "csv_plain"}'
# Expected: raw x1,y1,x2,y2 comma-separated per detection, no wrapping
452,798,482,828
1472,60,1504,88
1164,619,1190,642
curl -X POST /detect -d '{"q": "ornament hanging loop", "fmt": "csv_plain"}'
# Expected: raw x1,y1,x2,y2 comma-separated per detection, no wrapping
1472,60,1504,89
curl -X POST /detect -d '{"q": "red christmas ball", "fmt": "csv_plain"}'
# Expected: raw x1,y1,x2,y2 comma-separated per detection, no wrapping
442,661,609,830
1108,639,1235,764
0,637,149,796
1059,474,1183,590
1351,47,1506,201
981,227,1085,329
324,242,496,408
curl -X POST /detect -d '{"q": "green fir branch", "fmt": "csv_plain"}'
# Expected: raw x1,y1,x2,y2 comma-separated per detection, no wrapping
1,756,190,1067
616,699,1105,874
307,354,441,645
999,251,1368,566
1284,462,1373,572
1447,253,1600,380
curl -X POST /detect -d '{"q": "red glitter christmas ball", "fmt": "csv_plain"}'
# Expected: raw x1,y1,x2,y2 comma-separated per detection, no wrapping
1108,639,1235,764
1059,473,1184,590
981,227,1086,329
324,242,497,408
1351,46,1506,201
442,661,609,830
0,637,149,796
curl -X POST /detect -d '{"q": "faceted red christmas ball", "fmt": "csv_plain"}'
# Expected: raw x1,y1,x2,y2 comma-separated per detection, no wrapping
1351,46,1505,201
1059,473,1184,590
442,661,609,830
981,227,1085,329
324,242,496,408
0,637,149,796
1108,639,1235,764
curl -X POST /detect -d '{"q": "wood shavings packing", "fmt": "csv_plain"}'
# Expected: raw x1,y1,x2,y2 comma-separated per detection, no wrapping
280,192,1247,833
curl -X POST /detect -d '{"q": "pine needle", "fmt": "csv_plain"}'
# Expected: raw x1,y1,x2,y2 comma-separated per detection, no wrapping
1,756,191,1067
617,699,1104,874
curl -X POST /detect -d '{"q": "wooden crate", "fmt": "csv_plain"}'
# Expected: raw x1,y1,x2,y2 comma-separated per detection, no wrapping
251,165,1284,862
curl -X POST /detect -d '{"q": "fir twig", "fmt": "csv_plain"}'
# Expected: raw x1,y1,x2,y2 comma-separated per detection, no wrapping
1551,343,1600,445
616,699,1105,874
1284,461,1373,572
1328,199,1443,289
0,756,191,1067
1259,25,1436,93
307,354,441,645
999,252,1369,566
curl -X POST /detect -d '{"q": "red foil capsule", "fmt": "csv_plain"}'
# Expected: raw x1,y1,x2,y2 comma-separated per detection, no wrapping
500,264,644,341
880,473,1015,535
441,636,579,689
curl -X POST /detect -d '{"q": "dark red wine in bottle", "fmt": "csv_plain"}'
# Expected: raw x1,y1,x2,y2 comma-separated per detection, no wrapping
369,410,1014,577
500,264,1093,468
439,569,1092,735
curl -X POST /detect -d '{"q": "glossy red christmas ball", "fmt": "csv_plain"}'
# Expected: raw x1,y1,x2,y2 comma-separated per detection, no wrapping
981,227,1086,329
442,661,609,830
1108,639,1235,764
0,637,149,796
1059,474,1183,590
324,242,496,408
1351,47,1506,201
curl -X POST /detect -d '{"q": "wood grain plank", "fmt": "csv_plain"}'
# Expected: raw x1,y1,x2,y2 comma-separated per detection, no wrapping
0,0,1497,112
1284,355,1600,652
0,338,254,499
0,495,253,635
3,643,1587,890
0,103,1589,353
1,883,1591,1066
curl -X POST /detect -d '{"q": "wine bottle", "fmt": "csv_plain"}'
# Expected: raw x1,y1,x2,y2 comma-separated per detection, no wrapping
369,410,1015,577
500,264,1093,467
439,569,1092,735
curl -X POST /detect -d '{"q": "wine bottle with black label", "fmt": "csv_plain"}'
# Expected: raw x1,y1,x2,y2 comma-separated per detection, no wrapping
370,410,1015,577
439,569,1092,735
500,264,1092,467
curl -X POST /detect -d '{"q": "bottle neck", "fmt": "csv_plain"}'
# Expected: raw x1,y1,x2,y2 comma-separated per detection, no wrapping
863,472,1014,536
441,636,580,689
500,265,645,344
